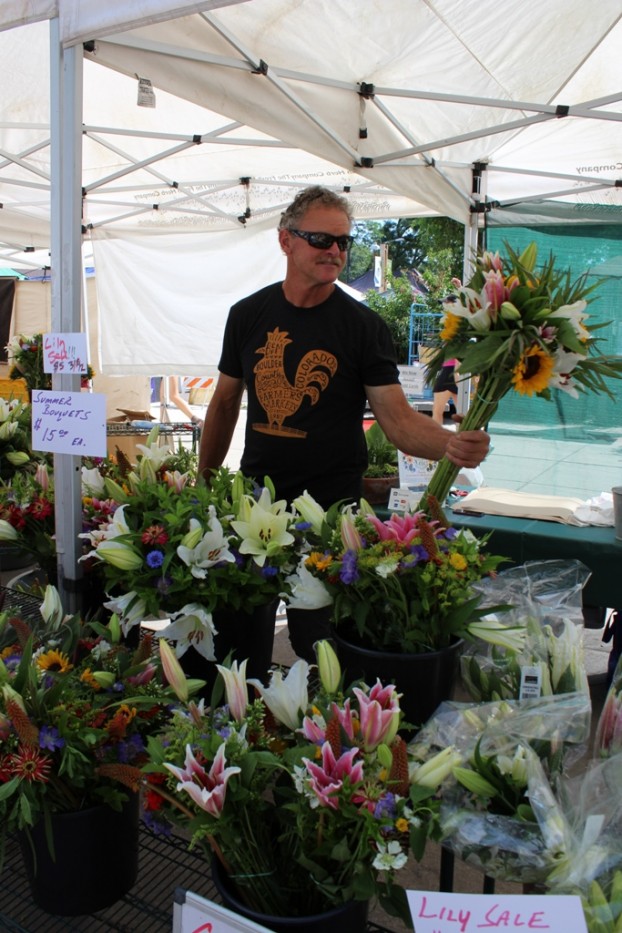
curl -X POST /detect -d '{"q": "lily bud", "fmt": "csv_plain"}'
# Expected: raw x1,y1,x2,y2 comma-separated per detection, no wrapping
0,519,19,542
40,585,65,628
315,640,341,694
340,514,362,551
180,519,203,549
452,765,497,797
411,746,462,788
34,462,50,490
103,477,129,503
159,638,189,703
5,450,30,465
377,743,393,770
91,671,116,689
96,540,144,571
292,491,327,536
518,241,538,272
499,301,521,321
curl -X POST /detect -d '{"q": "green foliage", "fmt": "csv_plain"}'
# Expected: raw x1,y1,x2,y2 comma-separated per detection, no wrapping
363,422,398,477
365,274,415,362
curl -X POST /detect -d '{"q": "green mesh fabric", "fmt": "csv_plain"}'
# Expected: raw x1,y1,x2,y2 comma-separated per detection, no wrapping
484,225,622,443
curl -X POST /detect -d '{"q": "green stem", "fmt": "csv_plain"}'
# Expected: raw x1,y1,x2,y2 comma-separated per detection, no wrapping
421,372,506,511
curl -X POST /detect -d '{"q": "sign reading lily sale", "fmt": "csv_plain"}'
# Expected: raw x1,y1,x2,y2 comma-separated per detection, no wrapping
42,332,90,375
31,390,107,458
408,891,587,932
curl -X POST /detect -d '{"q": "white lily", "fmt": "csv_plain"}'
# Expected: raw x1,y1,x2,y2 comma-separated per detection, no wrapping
248,659,310,731
231,489,294,567
40,585,65,628
177,508,235,579
94,539,143,570
546,618,588,695
102,591,148,636
215,659,249,722
283,558,333,610
158,603,216,661
443,287,494,331
292,490,327,535
81,466,106,496
135,440,175,472
548,300,590,341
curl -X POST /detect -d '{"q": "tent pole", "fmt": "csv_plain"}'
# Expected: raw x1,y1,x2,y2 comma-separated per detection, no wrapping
49,18,84,613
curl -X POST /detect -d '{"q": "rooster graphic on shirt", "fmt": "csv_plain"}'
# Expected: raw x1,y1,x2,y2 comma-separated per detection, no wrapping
252,327,338,437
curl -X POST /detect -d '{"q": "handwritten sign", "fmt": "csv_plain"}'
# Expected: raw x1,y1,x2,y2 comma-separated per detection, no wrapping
172,887,271,932
43,332,89,375
408,891,587,933
398,363,428,398
31,390,106,457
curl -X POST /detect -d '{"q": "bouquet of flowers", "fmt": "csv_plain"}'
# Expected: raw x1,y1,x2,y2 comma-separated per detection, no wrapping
287,494,520,654
461,561,591,705
0,585,185,864
7,333,94,394
422,242,622,506
80,457,305,663
143,640,461,925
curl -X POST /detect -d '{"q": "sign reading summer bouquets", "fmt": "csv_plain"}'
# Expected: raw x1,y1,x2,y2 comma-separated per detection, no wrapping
42,332,89,375
172,887,271,932
31,389,106,457
407,891,587,932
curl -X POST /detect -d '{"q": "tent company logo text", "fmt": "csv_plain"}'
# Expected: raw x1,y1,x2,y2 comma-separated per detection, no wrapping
575,161,622,175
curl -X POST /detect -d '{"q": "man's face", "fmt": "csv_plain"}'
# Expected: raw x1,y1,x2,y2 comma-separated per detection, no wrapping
279,205,352,288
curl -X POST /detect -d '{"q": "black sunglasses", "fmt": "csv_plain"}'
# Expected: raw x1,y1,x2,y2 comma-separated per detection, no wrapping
290,229,354,251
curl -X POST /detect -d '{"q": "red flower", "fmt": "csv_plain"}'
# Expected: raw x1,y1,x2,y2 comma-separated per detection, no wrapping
6,745,52,783
141,524,169,546
27,497,53,521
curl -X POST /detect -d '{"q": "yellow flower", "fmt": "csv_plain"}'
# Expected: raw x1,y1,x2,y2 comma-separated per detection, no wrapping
396,817,409,833
449,552,468,571
511,344,555,396
36,649,73,674
306,551,333,571
80,668,102,689
440,312,461,340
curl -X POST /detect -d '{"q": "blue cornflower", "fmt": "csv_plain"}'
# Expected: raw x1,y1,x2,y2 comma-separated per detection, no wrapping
374,792,397,821
117,733,146,763
146,549,164,569
339,549,360,585
261,565,278,578
295,520,312,531
39,725,65,751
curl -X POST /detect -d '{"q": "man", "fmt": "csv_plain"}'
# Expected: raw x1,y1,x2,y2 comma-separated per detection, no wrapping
199,185,489,660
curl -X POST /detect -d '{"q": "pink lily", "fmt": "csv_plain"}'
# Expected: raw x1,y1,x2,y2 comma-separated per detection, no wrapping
35,462,50,491
482,269,508,314
127,662,157,686
367,511,427,546
330,698,356,742
353,681,400,750
164,743,240,818
303,743,364,809
159,638,190,703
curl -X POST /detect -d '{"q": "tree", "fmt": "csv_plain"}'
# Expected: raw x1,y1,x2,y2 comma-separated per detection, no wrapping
364,274,414,363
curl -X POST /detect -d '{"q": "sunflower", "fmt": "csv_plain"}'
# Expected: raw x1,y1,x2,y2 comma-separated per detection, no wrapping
511,344,555,396
36,649,73,674
440,311,461,341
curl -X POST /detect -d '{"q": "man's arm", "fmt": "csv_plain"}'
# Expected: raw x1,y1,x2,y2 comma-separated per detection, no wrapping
198,373,245,482
366,383,490,469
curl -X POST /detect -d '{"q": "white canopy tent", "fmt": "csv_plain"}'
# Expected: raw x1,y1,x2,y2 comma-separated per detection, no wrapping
0,0,620,604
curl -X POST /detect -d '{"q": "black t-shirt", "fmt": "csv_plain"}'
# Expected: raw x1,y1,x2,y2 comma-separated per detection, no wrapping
219,283,400,508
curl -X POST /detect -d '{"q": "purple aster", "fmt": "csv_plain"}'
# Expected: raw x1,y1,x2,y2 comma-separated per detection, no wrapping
339,549,360,585
39,725,65,751
374,792,397,821
146,549,164,569
117,733,146,763
142,810,172,836
295,520,312,531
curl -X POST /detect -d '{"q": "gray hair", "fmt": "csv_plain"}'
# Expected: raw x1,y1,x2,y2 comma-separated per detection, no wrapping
278,185,354,230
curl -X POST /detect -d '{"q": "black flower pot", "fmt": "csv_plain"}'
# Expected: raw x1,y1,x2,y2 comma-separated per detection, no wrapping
211,856,369,933
19,793,140,916
332,628,463,732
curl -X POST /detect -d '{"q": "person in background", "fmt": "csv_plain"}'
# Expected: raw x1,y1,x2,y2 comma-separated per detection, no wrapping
198,185,490,662
160,376,204,428
432,358,458,425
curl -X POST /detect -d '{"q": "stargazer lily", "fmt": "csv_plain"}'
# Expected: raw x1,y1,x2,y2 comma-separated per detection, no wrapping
164,742,240,818
352,681,400,751
248,660,309,731
302,743,364,809
231,489,295,567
